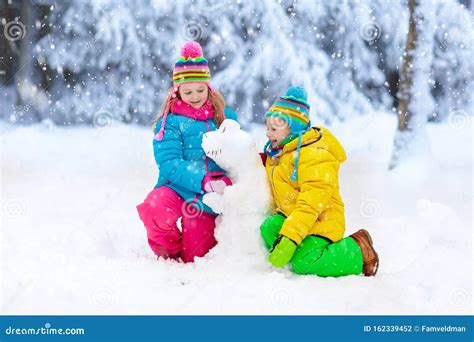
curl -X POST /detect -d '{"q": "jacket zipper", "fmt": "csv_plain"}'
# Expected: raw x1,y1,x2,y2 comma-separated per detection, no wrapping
270,164,280,210
204,121,211,171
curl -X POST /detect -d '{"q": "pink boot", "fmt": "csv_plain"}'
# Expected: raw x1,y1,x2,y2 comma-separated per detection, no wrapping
181,206,217,263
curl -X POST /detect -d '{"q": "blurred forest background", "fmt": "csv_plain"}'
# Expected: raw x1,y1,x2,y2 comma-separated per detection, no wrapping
1,0,472,132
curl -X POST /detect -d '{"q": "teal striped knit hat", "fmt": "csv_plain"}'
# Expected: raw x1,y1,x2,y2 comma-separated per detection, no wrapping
264,86,311,181
265,86,311,134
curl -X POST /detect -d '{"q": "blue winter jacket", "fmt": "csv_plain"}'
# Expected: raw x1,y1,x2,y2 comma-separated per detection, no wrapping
153,107,238,215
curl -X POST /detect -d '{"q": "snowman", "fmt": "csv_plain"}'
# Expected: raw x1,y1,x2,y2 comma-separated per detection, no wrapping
201,119,271,261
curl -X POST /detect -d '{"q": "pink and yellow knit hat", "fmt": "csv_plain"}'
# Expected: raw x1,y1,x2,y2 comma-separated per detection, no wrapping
173,41,211,86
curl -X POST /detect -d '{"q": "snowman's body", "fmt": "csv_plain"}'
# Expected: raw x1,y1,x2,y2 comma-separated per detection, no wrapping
201,119,271,262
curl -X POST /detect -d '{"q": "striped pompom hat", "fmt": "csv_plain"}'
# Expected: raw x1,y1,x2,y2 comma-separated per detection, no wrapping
155,41,213,141
265,86,310,134
264,86,311,181
173,41,211,86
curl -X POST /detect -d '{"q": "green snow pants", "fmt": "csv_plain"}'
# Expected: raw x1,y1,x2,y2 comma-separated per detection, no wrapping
260,213,363,277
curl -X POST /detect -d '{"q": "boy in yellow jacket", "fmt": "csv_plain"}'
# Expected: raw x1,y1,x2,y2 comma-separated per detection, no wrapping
260,86,379,276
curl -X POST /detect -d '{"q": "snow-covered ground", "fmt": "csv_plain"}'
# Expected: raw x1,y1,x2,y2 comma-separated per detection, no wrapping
1,113,472,314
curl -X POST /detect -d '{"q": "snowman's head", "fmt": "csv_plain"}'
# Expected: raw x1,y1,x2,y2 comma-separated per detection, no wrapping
202,119,256,171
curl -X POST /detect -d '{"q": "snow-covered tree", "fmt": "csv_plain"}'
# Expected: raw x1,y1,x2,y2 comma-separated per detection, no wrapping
390,0,436,169
431,1,473,121
35,0,201,126
1,0,470,128
192,0,399,125
0,0,53,124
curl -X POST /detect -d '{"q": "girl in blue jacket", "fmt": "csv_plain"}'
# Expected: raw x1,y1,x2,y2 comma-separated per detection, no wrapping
136,41,237,262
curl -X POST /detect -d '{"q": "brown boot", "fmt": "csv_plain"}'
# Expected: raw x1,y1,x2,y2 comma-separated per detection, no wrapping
350,229,379,276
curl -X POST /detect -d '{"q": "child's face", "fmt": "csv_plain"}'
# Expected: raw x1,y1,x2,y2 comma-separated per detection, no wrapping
266,117,291,148
178,83,209,108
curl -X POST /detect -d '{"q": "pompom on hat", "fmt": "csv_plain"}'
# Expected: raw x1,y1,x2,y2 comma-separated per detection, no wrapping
155,41,214,141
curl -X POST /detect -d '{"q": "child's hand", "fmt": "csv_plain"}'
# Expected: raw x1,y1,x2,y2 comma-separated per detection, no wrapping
268,235,297,268
202,172,232,194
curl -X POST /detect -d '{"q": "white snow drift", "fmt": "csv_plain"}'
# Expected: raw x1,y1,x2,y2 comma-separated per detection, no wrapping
1,113,472,314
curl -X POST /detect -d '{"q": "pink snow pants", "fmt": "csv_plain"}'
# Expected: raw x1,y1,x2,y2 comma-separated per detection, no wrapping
136,186,217,263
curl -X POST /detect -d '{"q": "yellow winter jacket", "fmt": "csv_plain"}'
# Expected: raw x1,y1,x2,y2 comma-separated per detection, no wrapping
265,127,346,244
